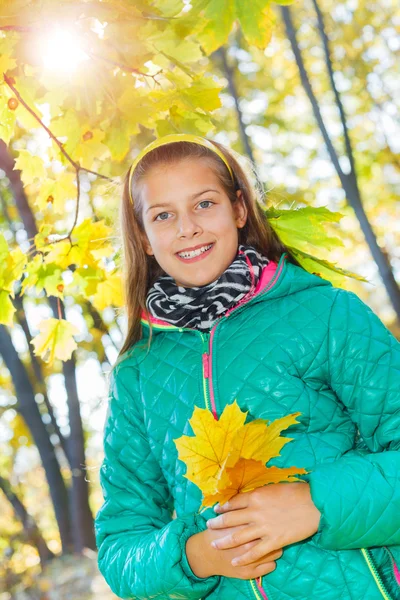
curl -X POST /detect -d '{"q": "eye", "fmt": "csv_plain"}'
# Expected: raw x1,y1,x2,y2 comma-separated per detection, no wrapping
154,211,170,222
198,200,214,209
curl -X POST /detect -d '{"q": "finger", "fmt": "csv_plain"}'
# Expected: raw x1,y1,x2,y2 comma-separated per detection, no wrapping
214,491,253,513
260,548,283,562
211,525,261,550
207,508,251,529
239,560,277,581
253,561,277,577
231,540,279,567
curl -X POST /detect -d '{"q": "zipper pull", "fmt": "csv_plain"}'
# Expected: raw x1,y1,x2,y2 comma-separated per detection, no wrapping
202,353,209,378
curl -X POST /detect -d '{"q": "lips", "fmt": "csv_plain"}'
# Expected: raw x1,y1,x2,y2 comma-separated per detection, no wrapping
175,242,215,263
175,243,214,254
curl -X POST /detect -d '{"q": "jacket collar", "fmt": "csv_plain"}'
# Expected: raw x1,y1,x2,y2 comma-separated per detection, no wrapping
140,252,288,332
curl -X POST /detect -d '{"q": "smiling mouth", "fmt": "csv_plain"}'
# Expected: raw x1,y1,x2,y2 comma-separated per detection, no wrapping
176,243,215,260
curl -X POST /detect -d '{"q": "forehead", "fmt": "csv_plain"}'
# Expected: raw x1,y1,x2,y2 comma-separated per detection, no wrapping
139,158,221,202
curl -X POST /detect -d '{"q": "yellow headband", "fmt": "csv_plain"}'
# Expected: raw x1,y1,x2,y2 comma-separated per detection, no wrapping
127,133,234,205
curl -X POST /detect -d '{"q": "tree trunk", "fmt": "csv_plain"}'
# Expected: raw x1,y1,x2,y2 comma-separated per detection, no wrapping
0,326,73,553
13,293,71,466
213,46,256,164
63,357,96,551
0,475,55,566
281,6,400,323
0,139,96,552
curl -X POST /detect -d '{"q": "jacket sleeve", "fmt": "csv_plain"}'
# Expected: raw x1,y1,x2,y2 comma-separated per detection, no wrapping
308,288,400,551
94,362,221,599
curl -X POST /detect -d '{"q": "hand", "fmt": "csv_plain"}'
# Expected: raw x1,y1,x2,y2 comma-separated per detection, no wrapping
206,482,321,567
186,524,283,580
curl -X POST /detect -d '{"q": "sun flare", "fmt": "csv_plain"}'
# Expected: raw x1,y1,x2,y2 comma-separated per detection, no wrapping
40,28,89,74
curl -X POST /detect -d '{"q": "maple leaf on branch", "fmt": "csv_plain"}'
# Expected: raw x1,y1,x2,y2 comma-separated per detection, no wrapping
174,400,308,508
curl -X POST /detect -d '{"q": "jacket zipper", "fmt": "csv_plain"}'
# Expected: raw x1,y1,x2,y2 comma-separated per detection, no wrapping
200,333,213,415
199,254,287,419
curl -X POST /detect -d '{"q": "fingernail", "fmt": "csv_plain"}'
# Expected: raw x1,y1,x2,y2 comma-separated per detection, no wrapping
211,541,217,548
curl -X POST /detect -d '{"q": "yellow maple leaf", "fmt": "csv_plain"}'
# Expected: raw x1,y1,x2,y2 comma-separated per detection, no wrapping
35,172,77,213
174,400,247,485
31,318,79,364
0,238,27,293
223,412,302,470
91,273,124,311
174,400,307,508
14,151,46,187
43,219,114,269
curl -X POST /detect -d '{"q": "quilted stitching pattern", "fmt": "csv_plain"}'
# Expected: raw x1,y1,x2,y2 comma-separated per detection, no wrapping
95,259,400,600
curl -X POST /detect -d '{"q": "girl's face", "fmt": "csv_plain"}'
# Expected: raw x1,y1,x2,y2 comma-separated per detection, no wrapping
139,158,248,288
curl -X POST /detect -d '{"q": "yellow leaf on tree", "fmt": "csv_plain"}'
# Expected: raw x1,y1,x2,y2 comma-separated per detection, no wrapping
174,400,307,508
35,172,77,213
51,110,110,169
91,273,124,311
20,254,64,299
0,92,17,145
69,266,104,297
0,235,27,325
31,318,80,364
196,0,235,56
14,151,46,187
0,235,27,293
0,290,16,327
235,0,276,49
9,413,33,450
0,34,18,74
44,219,114,268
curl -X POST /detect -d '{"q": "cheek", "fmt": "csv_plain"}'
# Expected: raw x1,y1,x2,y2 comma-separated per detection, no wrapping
219,217,240,240
147,227,174,253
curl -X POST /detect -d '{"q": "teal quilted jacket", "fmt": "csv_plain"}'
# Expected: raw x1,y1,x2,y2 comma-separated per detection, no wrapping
95,252,400,600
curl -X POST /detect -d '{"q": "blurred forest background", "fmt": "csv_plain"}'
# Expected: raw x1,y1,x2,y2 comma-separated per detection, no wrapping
0,0,399,598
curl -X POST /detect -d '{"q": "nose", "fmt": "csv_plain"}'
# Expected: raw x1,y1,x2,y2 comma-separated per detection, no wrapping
177,212,202,238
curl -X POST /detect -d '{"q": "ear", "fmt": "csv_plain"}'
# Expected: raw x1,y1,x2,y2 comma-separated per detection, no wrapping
234,189,248,229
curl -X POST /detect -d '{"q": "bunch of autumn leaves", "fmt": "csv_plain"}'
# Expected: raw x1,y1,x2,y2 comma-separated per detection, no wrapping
174,400,308,508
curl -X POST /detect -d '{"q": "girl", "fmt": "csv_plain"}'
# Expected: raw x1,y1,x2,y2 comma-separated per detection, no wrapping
94,133,400,600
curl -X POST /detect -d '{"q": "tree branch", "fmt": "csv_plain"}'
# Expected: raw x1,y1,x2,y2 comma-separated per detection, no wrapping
86,50,163,85
280,7,347,187
213,46,256,164
3,74,112,181
311,0,356,174
3,74,116,245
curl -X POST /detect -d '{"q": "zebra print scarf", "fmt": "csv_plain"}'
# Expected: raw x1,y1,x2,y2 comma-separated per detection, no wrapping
145,244,270,331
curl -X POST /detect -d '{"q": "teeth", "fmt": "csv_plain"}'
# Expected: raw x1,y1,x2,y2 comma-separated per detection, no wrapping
178,244,213,259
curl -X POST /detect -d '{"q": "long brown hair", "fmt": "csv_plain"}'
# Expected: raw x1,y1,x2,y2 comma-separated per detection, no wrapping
116,138,301,366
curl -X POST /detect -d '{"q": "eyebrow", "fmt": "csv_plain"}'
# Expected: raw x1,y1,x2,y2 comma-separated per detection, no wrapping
146,188,220,213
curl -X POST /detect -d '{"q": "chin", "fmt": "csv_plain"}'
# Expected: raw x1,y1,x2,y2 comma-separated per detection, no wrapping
188,275,221,288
